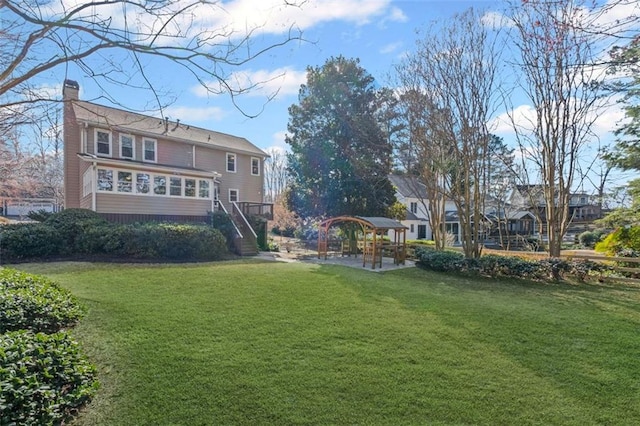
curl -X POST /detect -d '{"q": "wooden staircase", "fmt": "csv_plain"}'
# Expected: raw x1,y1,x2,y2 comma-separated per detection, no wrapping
231,202,258,256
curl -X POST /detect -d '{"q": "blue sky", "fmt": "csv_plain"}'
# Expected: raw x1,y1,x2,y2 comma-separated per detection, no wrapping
57,0,504,151
44,0,635,167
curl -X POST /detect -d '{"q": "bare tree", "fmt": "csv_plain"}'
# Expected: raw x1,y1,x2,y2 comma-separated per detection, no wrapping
0,0,303,118
264,148,289,202
508,0,608,257
393,8,502,258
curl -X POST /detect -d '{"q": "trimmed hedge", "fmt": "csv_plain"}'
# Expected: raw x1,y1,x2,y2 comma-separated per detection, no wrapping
0,268,84,334
1,209,229,262
0,330,98,425
415,249,609,282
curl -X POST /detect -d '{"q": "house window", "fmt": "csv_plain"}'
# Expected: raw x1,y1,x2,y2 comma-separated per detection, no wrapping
136,173,150,194
143,139,157,163
154,175,167,195
185,179,196,197
95,130,111,156
229,189,239,203
410,202,418,214
169,177,182,196
198,180,210,198
251,157,260,176
97,169,113,191
120,134,134,159
418,225,427,239
117,171,133,193
226,153,236,173
410,224,414,233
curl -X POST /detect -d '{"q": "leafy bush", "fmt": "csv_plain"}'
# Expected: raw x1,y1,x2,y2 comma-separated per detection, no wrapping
271,225,296,238
210,211,237,251
44,209,108,255
26,209,54,222
0,268,84,334
0,223,64,261
596,226,640,256
538,257,571,280
415,247,465,272
0,330,98,425
567,259,610,282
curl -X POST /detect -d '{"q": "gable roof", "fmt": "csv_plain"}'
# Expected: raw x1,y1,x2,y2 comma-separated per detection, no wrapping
71,100,267,157
388,174,428,198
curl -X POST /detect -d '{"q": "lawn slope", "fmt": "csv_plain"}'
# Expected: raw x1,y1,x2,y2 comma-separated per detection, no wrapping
18,261,640,425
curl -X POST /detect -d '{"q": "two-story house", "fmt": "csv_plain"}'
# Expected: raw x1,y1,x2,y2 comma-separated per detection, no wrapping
63,80,269,226
388,174,460,241
63,80,273,253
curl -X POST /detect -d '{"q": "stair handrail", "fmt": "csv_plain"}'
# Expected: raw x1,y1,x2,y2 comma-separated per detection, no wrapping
232,201,258,238
216,200,243,239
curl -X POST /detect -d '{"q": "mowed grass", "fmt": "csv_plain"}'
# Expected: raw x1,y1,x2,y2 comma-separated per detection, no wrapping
16,260,640,425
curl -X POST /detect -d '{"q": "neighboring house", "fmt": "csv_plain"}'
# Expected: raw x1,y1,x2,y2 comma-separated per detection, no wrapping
388,174,459,241
63,80,270,225
0,198,61,217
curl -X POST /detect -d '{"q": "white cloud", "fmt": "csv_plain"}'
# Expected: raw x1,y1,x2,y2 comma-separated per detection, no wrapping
489,104,537,136
163,106,226,122
266,131,290,152
380,41,403,55
480,11,514,29
191,67,307,99
53,0,403,44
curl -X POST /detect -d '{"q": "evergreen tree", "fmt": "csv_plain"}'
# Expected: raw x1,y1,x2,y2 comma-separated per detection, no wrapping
286,56,395,218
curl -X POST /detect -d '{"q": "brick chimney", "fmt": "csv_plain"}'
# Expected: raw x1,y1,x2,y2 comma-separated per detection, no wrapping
63,80,81,208
63,79,79,100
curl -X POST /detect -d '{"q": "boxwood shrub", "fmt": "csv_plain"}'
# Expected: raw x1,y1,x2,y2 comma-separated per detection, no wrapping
0,223,64,261
415,247,465,272
0,268,85,334
0,330,98,425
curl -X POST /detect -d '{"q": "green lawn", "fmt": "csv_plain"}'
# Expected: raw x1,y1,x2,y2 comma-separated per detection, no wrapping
16,260,640,425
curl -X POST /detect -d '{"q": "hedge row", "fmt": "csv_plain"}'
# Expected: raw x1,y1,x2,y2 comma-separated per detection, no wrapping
1,268,98,424
415,247,609,281
1,209,228,262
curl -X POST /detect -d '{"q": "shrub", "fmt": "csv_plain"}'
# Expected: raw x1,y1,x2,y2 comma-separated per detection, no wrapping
210,211,237,251
415,247,465,272
0,330,98,425
271,225,296,238
0,268,85,334
0,223,64,261
596,226,640,256
567,259,610,282
538,257,571,280
579,231,598,248
26,209,54,222
44,209,108,255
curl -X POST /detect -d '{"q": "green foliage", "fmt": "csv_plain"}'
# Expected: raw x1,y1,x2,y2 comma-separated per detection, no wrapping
415,247,465,272
386,201,407,221
26,209,54,222
0,268,84,333
44,209,108,255
1,215,228,262
0,223,64,260
0,330,98,425
286,56,396,218
595,226,640,256
578,229,608,249
210,211,237,251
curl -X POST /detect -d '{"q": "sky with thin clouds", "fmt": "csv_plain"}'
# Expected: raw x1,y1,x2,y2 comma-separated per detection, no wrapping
46,0,637,161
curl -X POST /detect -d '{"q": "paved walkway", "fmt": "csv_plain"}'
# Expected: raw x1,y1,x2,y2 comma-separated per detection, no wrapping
257,250,416,272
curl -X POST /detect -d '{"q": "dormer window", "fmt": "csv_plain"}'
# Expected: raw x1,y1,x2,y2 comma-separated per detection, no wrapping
120,134,135,159
95,129,111,156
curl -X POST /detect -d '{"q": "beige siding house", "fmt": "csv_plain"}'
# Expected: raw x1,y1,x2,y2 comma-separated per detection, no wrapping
63,80,269,224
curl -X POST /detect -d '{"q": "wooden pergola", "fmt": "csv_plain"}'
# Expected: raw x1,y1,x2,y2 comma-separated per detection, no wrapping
317,216,408,269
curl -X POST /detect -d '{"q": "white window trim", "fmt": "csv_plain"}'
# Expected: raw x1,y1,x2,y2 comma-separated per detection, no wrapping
95,129,112,157
229,188,239,203
251,157,260,176
119,134,136,160
226,153,237,173
93,166,212,200
143,138,158,163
